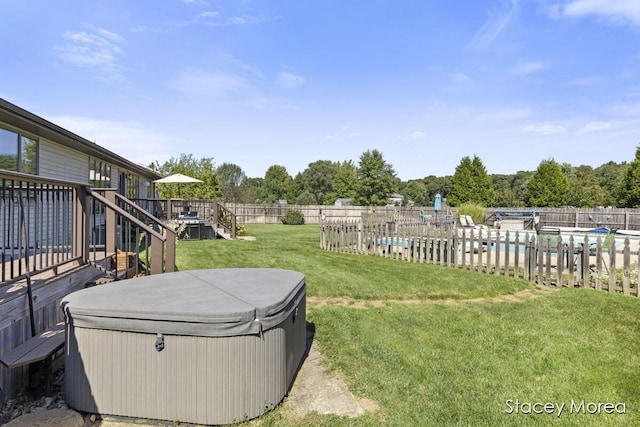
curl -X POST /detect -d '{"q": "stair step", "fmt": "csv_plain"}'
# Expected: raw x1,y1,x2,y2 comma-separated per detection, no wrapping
86,276,115,287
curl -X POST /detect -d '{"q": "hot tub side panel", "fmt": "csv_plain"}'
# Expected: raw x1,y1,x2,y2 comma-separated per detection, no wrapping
284,296,307,389
65,296,306,425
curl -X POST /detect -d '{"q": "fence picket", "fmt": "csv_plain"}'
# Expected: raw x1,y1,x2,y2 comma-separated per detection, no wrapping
623,238,630,295
319,218,640,298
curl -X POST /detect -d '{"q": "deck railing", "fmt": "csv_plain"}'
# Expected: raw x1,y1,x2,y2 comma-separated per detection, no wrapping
320,220,640,297
1,171,175,285
132,198,237,239
88,189,176,276
1,171,82,284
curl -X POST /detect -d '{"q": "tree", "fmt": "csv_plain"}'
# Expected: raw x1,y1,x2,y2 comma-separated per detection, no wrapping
217,163,246,202
448,155,495,207
422,175,452,206
288,173,312,204
565,164,606,207
595,161,627,207
327,160,358,204
295,191,317,205
619,147,640,207
400,180,428,206
492,174,523,207
260,165,292,204
354,149,398,206
303,160,339,205
151,153,219,199
522,159,570,207
237,177,262,203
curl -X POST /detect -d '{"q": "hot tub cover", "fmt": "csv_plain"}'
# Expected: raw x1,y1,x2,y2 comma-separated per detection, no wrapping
61,268,305,337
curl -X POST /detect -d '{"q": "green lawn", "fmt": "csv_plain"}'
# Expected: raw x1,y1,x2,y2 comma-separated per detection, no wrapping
176,225,640,426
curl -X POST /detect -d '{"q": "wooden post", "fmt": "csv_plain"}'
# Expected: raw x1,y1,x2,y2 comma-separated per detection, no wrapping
608,239,617,292
485,229,491,274
104,189,117,256
567,236,575,287
514,231,520,279
504,231,510,277
623,238,630,295
231,210,237,239
150,234,163,274
74,186,89,262
595,236,603,290
164,228,176,272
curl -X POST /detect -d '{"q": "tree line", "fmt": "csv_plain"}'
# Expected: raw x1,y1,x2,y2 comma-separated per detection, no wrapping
150,146,640,208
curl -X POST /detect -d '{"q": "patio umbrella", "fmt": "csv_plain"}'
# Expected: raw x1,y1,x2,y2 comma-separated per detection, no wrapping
154,173,203,197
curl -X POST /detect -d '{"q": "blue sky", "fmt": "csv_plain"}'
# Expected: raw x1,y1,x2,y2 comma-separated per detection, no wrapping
1,0,639,180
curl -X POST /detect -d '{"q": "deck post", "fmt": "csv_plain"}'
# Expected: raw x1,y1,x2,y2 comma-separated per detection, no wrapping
75,186,89,262
104,189,117,256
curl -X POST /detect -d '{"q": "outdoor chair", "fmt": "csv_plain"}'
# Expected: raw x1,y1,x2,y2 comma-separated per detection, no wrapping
462,215,488,231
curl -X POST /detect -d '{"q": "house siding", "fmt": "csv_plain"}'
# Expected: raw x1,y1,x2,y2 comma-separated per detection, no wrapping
39,139,88,183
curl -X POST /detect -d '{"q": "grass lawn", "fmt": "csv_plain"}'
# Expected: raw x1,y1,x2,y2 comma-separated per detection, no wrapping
176,225,640,426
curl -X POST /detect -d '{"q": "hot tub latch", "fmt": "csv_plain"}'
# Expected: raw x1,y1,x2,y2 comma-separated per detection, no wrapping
155,333,165,352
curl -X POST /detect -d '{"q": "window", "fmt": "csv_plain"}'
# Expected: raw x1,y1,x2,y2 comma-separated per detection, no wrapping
89,158,112,188
0,127,38,174
127,174,139,199
0,128,18,171
20,136,37,174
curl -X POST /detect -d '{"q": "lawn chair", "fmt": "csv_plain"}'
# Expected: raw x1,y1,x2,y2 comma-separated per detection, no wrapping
464,215,488,231
592,228,617,274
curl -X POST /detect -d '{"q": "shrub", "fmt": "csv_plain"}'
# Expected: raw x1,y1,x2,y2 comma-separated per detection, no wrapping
457,202,487,225
281,210,305,225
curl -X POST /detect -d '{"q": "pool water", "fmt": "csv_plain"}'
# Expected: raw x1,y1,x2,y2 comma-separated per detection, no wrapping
493,242,525,254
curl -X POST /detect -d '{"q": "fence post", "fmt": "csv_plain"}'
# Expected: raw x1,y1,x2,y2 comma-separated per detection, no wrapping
623,238,630,295
75,185,89,262
231,209,237,239
608,239,617,292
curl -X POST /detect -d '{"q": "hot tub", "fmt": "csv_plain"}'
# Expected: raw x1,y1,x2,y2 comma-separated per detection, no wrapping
61,268,306,425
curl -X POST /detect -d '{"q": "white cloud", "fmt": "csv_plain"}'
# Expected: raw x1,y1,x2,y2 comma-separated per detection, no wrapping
509,61,547,75
566,76,601,86
197,11,220,20
453,72,470,83
522,123,567,134
169,69,254,98
277,72,305,89
229,16,248,24
196,14,263,26
562,0,640,26
469,0,519,50
56,26,125,76
578,121,611,134
46,115,176,167
397,131,426,141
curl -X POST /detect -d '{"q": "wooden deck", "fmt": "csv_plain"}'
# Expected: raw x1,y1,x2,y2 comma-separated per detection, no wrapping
0,322,65,369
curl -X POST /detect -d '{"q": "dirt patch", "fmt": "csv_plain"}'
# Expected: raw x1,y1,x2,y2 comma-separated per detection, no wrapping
307,286,558,309
282,339,379,419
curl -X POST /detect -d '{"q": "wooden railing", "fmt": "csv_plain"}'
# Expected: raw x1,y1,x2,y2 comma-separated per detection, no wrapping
1,171,83,285
212,202,237,239
131,198,238,239
88,189,175,276
0,171,175,285
320,220,640,297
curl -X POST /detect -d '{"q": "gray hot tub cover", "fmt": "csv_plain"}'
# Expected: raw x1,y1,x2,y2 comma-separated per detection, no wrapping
61,268,305,337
